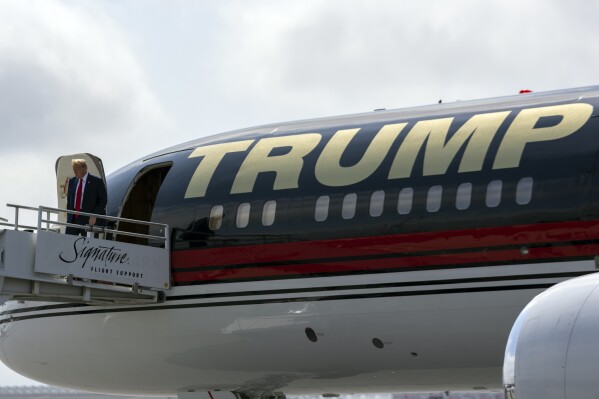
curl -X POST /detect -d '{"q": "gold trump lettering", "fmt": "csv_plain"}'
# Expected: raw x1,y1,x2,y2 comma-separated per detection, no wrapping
184,140,254,199
231,133,322,194
388,111,511,179
493,103,593,169
315,123,407,187
184,103,593,198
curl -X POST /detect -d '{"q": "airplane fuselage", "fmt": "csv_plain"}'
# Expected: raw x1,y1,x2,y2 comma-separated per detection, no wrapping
2,87,599,396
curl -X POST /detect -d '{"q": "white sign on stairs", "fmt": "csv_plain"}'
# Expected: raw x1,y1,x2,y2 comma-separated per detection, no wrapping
35,231,170,290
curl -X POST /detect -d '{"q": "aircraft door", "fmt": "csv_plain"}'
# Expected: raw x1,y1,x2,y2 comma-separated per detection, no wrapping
116,163,172,245
55,153,106,231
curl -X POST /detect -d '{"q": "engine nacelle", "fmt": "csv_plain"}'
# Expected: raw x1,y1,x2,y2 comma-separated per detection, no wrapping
503,272,599,399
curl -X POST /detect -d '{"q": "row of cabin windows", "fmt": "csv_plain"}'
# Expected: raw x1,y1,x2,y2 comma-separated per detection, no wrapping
208,177,534,230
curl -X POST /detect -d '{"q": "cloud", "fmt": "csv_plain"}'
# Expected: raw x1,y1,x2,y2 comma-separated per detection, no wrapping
0,1,168,159
210,0,599,121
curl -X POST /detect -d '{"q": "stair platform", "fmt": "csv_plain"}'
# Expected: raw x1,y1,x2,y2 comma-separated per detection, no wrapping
0,204,170,305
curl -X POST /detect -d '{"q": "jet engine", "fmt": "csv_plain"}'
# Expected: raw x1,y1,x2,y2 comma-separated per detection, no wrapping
503,271,599,399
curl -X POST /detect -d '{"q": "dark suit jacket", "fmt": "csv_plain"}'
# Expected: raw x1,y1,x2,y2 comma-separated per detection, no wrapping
66,173,108,225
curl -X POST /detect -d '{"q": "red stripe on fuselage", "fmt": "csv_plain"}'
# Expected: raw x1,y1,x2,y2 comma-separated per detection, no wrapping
171,220,599,284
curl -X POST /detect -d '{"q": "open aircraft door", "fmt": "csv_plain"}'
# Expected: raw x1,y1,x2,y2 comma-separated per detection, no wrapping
55,153,106,232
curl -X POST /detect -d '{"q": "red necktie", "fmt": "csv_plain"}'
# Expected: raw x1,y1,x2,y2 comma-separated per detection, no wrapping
74,179,83,218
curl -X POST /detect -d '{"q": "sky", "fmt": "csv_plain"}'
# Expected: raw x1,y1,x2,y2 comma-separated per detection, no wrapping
0,0,598,388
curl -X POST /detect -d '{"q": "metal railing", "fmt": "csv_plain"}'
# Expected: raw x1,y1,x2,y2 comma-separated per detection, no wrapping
0,204,170,252
0,204,40,230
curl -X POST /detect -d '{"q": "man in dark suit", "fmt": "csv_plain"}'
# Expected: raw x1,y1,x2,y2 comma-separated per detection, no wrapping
65,159,108,236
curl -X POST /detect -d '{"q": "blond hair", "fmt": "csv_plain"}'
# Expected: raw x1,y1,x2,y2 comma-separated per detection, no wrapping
71,159,88,169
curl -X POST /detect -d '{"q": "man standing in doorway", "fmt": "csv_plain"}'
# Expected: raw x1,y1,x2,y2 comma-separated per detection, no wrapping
65,159,107,236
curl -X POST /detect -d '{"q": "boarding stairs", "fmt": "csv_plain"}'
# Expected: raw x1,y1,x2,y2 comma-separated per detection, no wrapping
0,204,171,305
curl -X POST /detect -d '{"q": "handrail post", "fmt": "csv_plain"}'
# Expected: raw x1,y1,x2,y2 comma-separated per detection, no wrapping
14,206,18,230
164,225,170,253
37,208,42,233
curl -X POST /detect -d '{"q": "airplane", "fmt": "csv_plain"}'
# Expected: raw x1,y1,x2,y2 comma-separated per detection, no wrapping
1,86,599,399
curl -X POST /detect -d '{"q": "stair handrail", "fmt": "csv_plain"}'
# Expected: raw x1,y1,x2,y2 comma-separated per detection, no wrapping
0,204,170,253
37,206,170,252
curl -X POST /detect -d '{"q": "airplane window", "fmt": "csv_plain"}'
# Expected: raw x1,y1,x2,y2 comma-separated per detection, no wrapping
516,177,533,205
314,195,330,222
397,187,413,215
486,180,502,208
455,183,472,210
369,190,385,217
209,205,224,230
236,203,251,228
342,193,357,220
262,200,276,226
426,185,443,212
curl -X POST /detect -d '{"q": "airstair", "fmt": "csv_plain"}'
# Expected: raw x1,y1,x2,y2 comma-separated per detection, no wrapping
0,204,171,305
